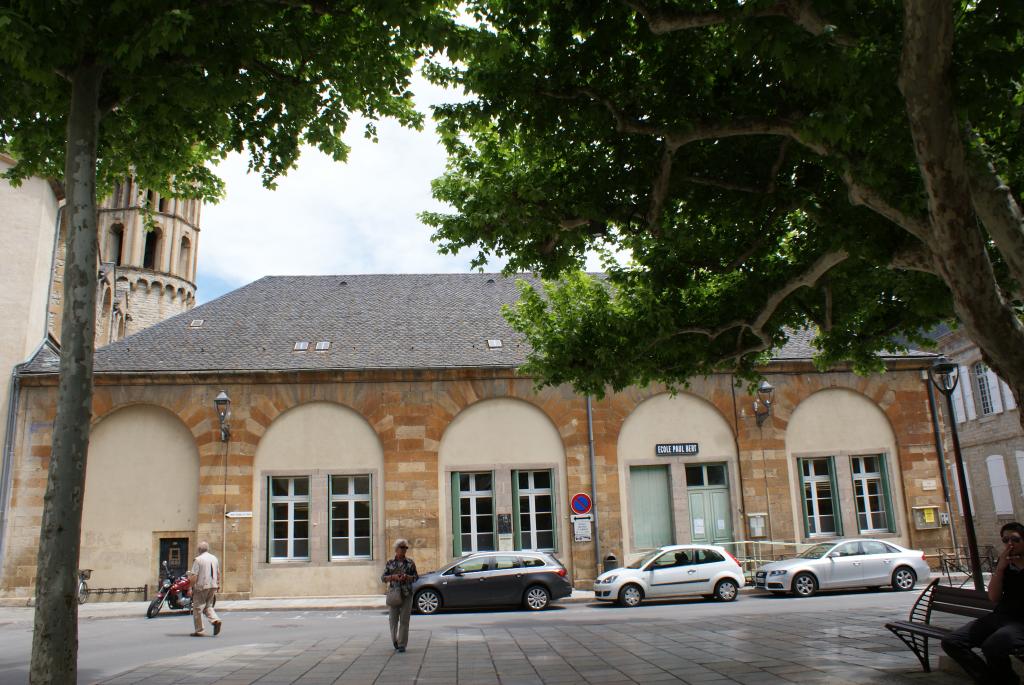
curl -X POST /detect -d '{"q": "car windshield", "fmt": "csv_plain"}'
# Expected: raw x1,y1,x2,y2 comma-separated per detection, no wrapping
627,550,663,569
797,543,835,559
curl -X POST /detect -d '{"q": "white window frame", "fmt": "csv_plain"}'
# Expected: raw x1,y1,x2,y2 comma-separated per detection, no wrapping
329,475,372,559
517,470,555,551
801,458,837,536
459,472,495,553
851,456,889,533
269,476,311,561
986,455,1014,515
973,362,996,415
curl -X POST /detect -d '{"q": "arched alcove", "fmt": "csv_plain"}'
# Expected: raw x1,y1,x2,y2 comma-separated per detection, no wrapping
617,393,739,558
438,398,567,560
80,405,199,587
786,388,904,542
252,401,384,596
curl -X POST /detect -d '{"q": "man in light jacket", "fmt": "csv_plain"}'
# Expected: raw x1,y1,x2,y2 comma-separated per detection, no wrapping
188,541,222,637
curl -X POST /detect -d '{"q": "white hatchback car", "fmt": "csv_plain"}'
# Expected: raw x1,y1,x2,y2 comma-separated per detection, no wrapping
594,544,745,607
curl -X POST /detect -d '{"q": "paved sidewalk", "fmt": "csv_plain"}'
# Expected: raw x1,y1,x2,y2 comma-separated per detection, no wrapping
93,608,969,685
0,591,599,621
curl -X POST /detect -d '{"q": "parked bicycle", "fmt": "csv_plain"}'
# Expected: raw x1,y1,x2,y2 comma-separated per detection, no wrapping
76,569,91,604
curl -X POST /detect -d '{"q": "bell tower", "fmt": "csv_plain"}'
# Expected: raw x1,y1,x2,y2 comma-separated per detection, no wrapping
92,179,201,345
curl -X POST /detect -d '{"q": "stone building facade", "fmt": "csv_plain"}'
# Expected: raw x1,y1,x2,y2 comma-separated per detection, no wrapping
0,274,954,600
935,326,1024,552
1,164,202,582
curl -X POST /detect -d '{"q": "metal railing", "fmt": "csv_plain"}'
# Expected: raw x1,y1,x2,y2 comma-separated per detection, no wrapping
937,546,997,588
714,540,821,582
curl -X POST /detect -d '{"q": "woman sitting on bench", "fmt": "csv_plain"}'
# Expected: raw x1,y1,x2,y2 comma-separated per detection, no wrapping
942,521,1024,685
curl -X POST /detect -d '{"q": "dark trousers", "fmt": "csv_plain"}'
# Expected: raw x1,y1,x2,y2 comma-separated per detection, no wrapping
941,612,1024,685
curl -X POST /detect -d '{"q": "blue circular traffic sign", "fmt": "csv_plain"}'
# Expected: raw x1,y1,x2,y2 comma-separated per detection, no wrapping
570,492,593,515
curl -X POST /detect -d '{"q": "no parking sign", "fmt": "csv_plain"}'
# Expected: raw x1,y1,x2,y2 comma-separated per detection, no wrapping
570,492,593,516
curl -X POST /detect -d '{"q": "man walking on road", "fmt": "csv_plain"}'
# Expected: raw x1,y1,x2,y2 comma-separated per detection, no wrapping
188,541,222,637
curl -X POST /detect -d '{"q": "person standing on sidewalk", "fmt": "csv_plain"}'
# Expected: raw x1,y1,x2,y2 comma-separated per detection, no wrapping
381,539,418,652
188,541,223,637
942,521,1024,684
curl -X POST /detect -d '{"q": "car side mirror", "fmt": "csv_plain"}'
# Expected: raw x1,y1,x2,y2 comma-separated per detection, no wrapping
827,552,838,559
453,567,464,576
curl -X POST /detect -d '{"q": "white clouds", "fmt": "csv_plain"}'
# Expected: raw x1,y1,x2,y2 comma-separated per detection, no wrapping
197,74,494,301
196,73,622,303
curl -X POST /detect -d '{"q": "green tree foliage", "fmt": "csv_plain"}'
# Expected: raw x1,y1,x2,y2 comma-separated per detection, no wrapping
423,1,1024,402
0,2,450,682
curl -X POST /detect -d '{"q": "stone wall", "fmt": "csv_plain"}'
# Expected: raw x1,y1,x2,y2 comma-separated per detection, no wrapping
1,360,950,599
937,327,1024,552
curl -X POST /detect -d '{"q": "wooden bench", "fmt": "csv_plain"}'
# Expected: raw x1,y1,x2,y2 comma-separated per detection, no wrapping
885,578,995,672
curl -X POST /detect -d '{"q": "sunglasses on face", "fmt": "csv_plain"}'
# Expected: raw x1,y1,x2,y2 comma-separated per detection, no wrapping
397,545,408,549
1003,536,1022,544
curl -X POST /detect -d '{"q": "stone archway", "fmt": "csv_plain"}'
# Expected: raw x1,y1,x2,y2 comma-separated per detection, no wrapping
81,404,199,588
786,388,905,543
438,398,568,562
617,392,739,560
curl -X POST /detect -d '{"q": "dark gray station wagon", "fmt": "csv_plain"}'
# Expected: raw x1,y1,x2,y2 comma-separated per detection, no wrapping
412,551,572,614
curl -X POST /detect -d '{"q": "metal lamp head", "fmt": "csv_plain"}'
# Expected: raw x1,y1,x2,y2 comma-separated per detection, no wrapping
214,391,231,442
754,380,775,427
929,356,960,396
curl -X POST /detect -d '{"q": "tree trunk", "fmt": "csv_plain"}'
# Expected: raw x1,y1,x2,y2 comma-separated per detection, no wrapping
900,1,1024,430
30,63,103,685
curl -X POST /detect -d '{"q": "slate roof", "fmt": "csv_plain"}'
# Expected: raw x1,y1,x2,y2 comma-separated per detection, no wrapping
19,273,932,376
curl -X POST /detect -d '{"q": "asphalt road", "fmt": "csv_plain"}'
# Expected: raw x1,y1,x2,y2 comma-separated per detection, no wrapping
0,588,923,685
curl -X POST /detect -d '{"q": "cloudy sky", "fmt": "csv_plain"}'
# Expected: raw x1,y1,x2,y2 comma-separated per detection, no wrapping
195,75,497,303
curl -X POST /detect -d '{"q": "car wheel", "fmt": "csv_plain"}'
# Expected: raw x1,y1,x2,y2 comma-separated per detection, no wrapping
792,572,818,598
146,597,163,619
714,578,739,602
415,589,442,615
523,585,550,611
892,567,917,592
617,584,644,607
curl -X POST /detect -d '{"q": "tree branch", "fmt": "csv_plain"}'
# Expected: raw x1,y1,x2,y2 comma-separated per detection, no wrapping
645,249,849,352
966,134,1024,289
553,88,931,242
889,242,937,274
625,0,856,46
646,143,676,232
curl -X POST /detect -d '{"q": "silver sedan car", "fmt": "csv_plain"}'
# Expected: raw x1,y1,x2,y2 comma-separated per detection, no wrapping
754,538,931,597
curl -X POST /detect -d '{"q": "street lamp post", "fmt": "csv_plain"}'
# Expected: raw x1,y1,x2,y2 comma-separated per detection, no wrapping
929,357,985,592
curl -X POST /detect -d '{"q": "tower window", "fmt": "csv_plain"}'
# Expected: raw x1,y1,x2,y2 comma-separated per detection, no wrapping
158,196,168,213
178,237,192,279
315,341,331,351
293,341,309,351
142,227,163,270
107,224,124,266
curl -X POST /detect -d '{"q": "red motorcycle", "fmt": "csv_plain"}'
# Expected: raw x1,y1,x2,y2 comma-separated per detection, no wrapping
146,561,197,618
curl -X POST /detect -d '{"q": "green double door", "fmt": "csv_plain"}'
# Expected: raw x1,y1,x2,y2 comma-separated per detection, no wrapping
629,463,734,549
686,463,733,545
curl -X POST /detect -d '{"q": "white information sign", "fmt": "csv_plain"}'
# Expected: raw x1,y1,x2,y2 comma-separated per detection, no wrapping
693,518,705,535
571,514,593,543
225,511,253,518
